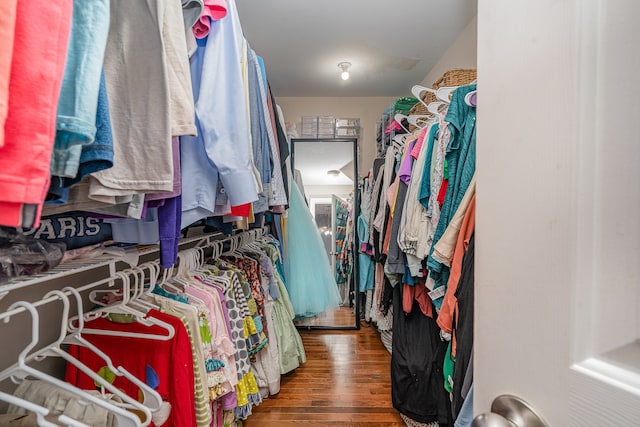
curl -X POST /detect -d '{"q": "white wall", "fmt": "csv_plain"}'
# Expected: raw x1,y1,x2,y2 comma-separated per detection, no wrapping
276,96,397,175
304,184,353,200
421,16,477,88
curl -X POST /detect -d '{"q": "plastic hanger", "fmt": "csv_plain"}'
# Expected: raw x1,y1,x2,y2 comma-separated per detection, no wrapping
159,278,185,299
232,235,245,257
222,235,242,258
407,114,431,129
77,272,175,341
393,114,411,133
196,256,230,289
168,252,207,307
0,301,142,427
244,238,264,254
61,286,163,412
189,248,207,281
391,135,406,152
411,84,437,108
0,390,89,427
85,271,141,312
27,291,153,426
194,240,232,289
214,240,224,260
130,263,161,311
465,90,477,107
427,101,447,116
436,86,457,103
87,263,159,312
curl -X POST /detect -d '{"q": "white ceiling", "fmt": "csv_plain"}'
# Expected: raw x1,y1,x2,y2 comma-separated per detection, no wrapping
236,0,477,97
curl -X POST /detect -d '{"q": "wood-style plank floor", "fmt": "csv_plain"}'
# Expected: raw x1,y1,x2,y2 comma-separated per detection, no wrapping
244,323,404,426
295,305,357,328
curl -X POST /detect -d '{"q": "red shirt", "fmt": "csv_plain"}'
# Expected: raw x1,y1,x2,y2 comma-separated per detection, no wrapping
65,309,195,427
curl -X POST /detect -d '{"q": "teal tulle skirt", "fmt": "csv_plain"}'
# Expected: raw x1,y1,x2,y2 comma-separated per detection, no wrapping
284,182,342,317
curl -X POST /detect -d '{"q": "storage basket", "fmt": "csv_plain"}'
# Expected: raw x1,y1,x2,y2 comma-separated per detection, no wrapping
400,413,439,427
407,68,477,131
432,68,477,89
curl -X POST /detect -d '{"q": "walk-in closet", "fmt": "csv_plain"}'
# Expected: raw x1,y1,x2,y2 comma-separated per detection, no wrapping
2,0,640,426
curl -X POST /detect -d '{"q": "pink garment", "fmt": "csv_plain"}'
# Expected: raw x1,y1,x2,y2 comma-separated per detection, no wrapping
410,126,430,159
385,121,402,135
0,0,18,148
0,0,73,227
193,0,228,39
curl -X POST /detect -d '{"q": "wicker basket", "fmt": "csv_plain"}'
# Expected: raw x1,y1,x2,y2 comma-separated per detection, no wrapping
400,413,439,427
432,68,477,89
408,68,477,130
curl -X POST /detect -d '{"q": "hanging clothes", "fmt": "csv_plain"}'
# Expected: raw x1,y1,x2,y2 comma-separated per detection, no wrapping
65,310,197,427
50,0,110,179
426,83,477,309
391,283,452,425
451,234,475,419
362,82,477,424
0,0,73,228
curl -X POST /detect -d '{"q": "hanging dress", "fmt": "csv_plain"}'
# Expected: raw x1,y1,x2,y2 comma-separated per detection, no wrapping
284,181,342,317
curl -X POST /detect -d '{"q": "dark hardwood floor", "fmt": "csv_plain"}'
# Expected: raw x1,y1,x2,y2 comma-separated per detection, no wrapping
244,323,404,426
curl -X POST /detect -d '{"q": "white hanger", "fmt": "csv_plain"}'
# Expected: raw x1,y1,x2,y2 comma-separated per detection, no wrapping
78,272,176,341
245,234,263,253
86,271,139,311
62,286,163,412
190,244,217,282
411,84,437,108
167,252,207,307
130,263,161,311
234,234,245,256
393,114,411,133
0,390,89,427
0,301,142,427
222,235,243,258
195,248,230,288
465,90,477,107
391,134,406,152
436,86,457,103
28,291,153,426
427,101,447,116
89,263,159,311
407,114,431,129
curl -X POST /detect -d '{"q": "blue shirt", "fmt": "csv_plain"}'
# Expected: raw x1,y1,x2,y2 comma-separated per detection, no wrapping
247,47,273,213
183,0,258,224
418,123,440,209
357,215,374,292
51,0,110,175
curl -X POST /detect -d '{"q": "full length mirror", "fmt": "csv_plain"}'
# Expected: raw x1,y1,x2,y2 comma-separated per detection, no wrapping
290,138,360,329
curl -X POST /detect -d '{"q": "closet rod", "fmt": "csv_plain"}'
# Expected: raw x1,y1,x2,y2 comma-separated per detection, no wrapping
0,227,268,297
0,228,266,321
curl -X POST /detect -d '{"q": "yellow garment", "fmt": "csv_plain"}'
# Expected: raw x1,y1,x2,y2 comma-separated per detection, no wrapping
235,371,260,407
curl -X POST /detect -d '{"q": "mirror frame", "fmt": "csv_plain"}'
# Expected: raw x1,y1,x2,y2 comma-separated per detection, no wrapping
290,137,360,330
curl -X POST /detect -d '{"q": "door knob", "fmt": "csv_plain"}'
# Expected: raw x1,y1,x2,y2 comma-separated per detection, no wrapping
471,413,518,427
472,395,548,427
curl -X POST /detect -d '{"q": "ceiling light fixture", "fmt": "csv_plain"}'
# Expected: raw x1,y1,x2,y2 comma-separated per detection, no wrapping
327,169,341,177
338,62,351,80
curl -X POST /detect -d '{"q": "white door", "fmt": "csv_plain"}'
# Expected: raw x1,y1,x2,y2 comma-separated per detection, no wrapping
476,0,640,425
